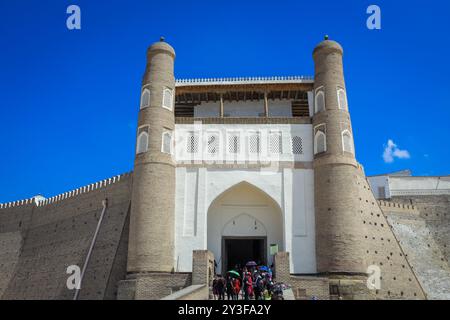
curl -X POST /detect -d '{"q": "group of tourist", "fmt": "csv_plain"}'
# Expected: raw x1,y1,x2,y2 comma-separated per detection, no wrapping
212,265,282,300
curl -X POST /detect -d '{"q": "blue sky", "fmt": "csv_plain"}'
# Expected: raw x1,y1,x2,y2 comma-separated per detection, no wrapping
0,0,449,202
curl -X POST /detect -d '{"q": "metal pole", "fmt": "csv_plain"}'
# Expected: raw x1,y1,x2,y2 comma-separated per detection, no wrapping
73,198,108,300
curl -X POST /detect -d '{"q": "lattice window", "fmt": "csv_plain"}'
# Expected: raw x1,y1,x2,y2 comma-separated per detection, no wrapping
342,130,353,153
136,130,149,154
314,131,326,154
315,88,325,114
269,132,282,154
162,88,173,110
337,88,347,110
140,89,150,109
162,131,172,154
207,133,219,154
186,132,199,154
249,132,261,154
228,133,240,154
291,136,303,154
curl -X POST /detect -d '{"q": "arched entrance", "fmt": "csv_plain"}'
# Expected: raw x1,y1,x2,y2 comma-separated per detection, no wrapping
207,181,283,274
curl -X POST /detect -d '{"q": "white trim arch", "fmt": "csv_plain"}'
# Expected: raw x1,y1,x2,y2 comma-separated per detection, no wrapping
314,87,325,114
140,88,150,109
162,88,174,110
341,129,353,154
314,130,326,155
206,179,283,212
206,181,284,274
337,87,347,110
161,130,173,154
136,131,149,154
221,213,269,237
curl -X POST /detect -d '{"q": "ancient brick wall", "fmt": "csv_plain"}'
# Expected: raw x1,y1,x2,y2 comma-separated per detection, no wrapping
117,273,192,300
391,195,450,264
0,201,35,298
0,173,132,300
274,252,329,300
357,171,426,299
289,275,329,300
380,195,450,299
192,250,214,286
117,248,212,300
161,284,208,300
0,232,22,298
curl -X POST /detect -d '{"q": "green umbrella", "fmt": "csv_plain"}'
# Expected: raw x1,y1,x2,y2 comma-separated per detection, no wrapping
226,270,241,278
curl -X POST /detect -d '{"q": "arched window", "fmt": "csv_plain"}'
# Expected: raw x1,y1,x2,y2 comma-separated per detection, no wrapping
291,136,303,155
315,87,325,114
228,133,240,154
337,88,347,110
314,131,326,155
162,88,173,110
136,131,149,154
161,131,172,154
186,132,199,154
269,132,282,154
140,89,150,109
249,132,261,154
342,130,353,153
207,133,219,155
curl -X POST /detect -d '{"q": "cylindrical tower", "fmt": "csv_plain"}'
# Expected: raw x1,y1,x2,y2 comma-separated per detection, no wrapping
312,37,367,274
127,38,176,273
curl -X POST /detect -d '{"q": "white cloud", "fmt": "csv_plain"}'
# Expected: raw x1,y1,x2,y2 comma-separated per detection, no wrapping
383,139,410,163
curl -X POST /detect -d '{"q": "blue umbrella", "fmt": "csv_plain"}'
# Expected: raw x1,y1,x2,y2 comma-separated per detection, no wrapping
259,266,269,272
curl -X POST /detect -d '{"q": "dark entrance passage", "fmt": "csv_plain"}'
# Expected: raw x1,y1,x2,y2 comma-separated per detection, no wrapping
222,237,266,272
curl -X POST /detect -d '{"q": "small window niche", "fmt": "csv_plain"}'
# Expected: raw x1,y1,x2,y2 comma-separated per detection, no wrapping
136,126,149,154
342,129,353,154
337,87,347,110
161,130,173,154
162,88,174,111
291,136,303,155
207,132,219,155
269,131,282,154
314,124,327,155
186,131,199,154
248,132,261,155
314,86,325,114
140,88,150,109
227,133,240,154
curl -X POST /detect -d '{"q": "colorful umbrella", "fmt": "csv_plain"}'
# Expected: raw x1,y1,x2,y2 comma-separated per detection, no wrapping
246,261,257,267
226,270,241,278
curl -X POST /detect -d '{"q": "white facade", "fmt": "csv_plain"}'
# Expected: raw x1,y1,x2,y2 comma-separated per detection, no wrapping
368,174,450,199
367,175,390,199
173,123,317,274
174,124,311,163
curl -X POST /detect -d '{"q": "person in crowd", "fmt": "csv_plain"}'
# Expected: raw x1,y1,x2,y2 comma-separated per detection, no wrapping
212,276,218,300
266,275,274,294
216,275,225,300
244,272,253,300
263,289,272,300
232,277,241,300
226,275,233,300
254,272,264,300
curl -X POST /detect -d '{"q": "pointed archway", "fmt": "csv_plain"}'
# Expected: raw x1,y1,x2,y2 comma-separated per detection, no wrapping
207,181,283,274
